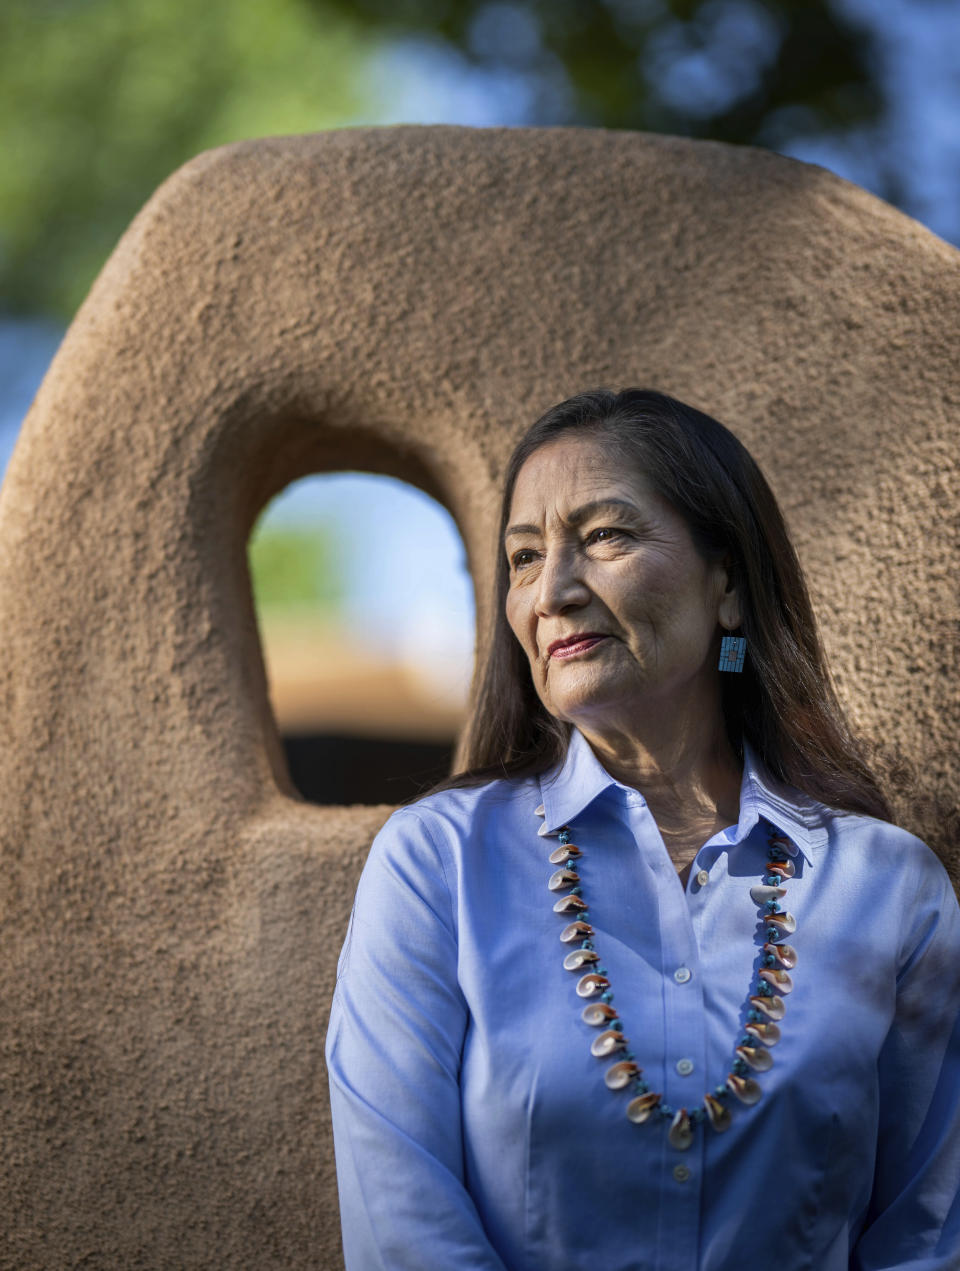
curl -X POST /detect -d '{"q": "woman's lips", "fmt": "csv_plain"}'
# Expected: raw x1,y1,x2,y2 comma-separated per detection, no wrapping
550,636,607,660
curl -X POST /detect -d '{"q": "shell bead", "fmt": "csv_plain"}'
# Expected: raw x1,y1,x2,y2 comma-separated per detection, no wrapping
763,941,797,969
576,972,611,998
766,858,795,879
548,844,582,865
744,1021,781,1046
668,1109,694,1151
553,894,588,915
768,834,798,857
560,920,594,943
703,1093,732,1131
749,993,786,1021
766,911,797,935
549,868,580,892
735,1045,774,1072
581,1002,618,1026
759,968,793,994
750,884,786,906
605,1060,641,1090
591,1029,627,1058
626,1092,662,1124
563,948,599,971
726,1074,763,1105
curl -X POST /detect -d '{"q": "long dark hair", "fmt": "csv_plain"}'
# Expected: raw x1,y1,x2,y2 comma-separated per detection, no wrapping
420,388,891,821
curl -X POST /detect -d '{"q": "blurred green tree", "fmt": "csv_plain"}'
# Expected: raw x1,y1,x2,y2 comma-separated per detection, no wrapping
248,519,344,618
0,0,906,323
0,0,375,317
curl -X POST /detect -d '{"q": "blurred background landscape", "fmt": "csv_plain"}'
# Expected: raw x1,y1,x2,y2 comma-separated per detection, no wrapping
1,0,957,802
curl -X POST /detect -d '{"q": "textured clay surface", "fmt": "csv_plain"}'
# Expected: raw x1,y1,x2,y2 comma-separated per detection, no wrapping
0,126,956,1268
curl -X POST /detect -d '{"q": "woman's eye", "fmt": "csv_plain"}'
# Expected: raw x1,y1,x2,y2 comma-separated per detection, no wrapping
588,528,620,544
510,549,536,570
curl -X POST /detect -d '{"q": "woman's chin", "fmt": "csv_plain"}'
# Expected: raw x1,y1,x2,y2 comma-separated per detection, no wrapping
545,681,638,726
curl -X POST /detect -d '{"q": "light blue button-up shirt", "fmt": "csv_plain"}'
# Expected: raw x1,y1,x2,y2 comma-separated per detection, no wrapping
326,728,960,1270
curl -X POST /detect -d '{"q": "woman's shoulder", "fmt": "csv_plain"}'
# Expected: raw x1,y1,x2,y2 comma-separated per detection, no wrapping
747,748,948,883
816,802,954,895
820,801,930,852
372,771,540,859
353,775,540,918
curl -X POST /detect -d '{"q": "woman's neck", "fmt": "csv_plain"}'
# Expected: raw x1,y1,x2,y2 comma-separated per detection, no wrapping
575,715,743,858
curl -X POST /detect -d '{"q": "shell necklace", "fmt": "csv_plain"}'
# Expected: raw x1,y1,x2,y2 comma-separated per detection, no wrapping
543,810,798,1150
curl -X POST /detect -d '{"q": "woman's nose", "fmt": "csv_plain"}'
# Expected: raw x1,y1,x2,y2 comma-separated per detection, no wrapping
534,548,590,617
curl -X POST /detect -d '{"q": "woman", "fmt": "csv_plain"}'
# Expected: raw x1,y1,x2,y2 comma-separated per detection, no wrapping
325,389,960,1270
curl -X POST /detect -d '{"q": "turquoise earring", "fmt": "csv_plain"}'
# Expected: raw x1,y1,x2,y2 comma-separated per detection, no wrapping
719,635,746,673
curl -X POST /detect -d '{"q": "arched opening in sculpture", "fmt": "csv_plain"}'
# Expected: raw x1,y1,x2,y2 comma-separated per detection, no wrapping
248,470,476,805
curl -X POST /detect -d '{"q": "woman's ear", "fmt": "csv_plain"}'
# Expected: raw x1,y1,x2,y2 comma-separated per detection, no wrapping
717,556,742,632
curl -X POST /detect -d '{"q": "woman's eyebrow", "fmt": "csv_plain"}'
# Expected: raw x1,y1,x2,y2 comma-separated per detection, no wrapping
504,498,641,541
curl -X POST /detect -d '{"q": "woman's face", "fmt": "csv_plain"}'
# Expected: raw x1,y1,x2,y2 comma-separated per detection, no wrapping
504,434,740,739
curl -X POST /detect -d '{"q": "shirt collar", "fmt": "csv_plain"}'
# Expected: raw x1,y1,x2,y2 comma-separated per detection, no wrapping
538,728,828,856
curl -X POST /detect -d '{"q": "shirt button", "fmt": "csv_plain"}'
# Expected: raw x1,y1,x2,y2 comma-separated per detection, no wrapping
673,966,692,984
673,1164,691,1183
696,869,710,887
676,1058,695,1076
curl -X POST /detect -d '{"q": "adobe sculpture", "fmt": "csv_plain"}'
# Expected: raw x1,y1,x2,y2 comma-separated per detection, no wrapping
0,126,956,1267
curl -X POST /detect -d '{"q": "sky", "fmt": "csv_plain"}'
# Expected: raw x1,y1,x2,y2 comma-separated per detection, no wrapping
1,0,957,696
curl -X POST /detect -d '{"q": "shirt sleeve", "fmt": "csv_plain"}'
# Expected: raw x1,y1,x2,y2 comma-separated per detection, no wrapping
325,807,509,1271
851,846,960,1270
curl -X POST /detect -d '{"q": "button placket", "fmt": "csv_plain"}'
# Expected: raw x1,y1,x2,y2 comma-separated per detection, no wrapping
662,932,706,1118
628,803,707,1182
